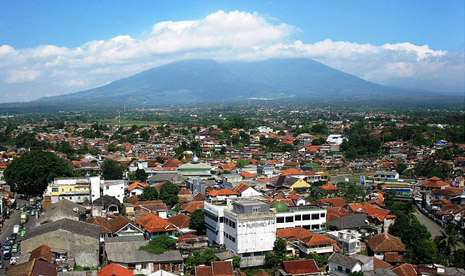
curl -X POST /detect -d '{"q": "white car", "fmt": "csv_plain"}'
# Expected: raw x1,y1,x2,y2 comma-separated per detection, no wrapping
9,257,16,265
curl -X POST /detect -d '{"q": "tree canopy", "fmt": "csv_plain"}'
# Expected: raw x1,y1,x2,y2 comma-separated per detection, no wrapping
139,235,177,254
139,186,158,201
159,181,179,206
101,159,124,180
4,150,76,195
189,209,206,235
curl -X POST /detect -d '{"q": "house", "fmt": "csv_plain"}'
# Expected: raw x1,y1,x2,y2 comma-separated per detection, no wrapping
128,182,148,197
21,219,100,267
7,258,58,276
102,180,125,203
135,200,168,218
92,195,121,216
167,214,192,234
177,234,208,250
367,233,406,262
328,213,369,230
36,199,86,226
136,213,177,238
328,253,374,275
277,227,335,255
231,183,262,197
104,236,183,275
181,201,204,215
208,189,239,200
195,261,233,276
98,263,134,276
319,182,339,194
279,260,319,276
326,230,363,255
418,177,450,205
317,198,347,208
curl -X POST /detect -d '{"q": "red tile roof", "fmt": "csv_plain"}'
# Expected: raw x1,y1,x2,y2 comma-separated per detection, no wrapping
373,258,392,269
128,182,148,191
98,263,134,276
135,213,176,233
390,263,418,276
282,260,319,274
195,266,213,276
181,201,205,214
418,177,448,188
367,233,406,253
232,183,251,193
319,182,338,191
240,171,256,178
317,197,347,207
29,245,54,263
212,261,233,276
167,214,190,229
208,189,239,197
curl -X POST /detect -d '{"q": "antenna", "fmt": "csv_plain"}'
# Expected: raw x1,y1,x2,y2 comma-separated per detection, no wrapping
117,110,121,129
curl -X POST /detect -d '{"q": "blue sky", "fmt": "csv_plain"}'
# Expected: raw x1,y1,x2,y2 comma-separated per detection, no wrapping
0,0,463,102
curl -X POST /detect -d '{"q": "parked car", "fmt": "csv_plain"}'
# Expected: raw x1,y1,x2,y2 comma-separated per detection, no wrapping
3,253,11,260
11,244,18,253
0,260,3,268
9,257,16,265
8,234,16,241
3,248,11,256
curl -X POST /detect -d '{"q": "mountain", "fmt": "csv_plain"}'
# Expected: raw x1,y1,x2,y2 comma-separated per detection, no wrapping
37,58,425,106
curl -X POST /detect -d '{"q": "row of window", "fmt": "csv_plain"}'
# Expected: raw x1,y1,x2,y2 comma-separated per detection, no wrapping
276,213,325,223
242,251,266,257
224,217,236,229
225,232,236,243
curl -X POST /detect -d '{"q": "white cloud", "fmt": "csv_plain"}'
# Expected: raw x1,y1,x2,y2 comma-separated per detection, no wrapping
0,10,463,102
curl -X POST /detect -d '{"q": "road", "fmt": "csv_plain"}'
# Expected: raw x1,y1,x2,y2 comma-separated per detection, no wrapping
0,199,35,274
413,208,465,249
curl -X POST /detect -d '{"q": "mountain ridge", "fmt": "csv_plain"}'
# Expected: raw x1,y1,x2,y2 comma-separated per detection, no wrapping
36,58,430,106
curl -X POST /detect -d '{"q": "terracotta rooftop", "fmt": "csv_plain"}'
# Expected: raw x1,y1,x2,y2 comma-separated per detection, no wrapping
135,213,176,233
98,263,134,276
367,233,406,253
282,260,319,274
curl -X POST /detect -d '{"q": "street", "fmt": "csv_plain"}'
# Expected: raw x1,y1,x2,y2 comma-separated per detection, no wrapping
0,199,35,274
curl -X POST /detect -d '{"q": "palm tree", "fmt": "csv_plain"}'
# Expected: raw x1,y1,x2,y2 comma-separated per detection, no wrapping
434,224,460,265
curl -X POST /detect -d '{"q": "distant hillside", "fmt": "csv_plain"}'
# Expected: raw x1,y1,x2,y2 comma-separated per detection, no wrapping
37,58,428,106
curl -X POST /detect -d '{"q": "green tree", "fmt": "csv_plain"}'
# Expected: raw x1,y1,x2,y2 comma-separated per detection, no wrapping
233,256,241,268
106,143,118,152
189,209,206,235
15,132,43,149
4,150,76,195
434,224,460,264
159,181,179,206
307,252,328,267
186,249,218,271
273,238,287,264
405,239,438,265
349,272,365,276
139,235,177,254
139,186,159,201
235,159,250,168
451,249,465,268
102,159,124,180
396,163,408,175
58,141,75,155
134,168,148,182
264,252,279,268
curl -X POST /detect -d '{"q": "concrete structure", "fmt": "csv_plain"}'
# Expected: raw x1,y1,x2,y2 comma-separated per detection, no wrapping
21,219,100,268
273,202,327,230
102,180,125,203
326,230,363,255
178,160,212,179
328,253,373,275
326,135,346,145
205,199,276,267
104,236,183,275
44,177,101,204
36,200,86,226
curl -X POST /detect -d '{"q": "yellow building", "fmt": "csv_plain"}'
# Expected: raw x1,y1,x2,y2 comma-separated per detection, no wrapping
44,177,100,204
290,179,311,192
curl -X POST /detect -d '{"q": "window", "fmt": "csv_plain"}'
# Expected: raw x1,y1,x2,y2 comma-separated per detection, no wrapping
61,188,64,192
78,197,81,200
106,186,109,190
52,188,58,192
337,266,342,271
321,213,326,218
285,216,293,223
220,217,224,223
141,263,147,269
277,217,284,223
69,197,72,200
243,253,251,257
345,268,351,274
295,215,302,221
252,207,260,213
303,214,310,220
128,264,135,269
312,214,319,220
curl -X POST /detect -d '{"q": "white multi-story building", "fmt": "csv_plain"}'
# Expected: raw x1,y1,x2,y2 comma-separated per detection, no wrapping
205,199,276,267
272,201,327,230
102,180,125,203
326,230,363,255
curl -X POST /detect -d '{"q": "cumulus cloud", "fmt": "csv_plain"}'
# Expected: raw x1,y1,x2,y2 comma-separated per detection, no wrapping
0,10,463,103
